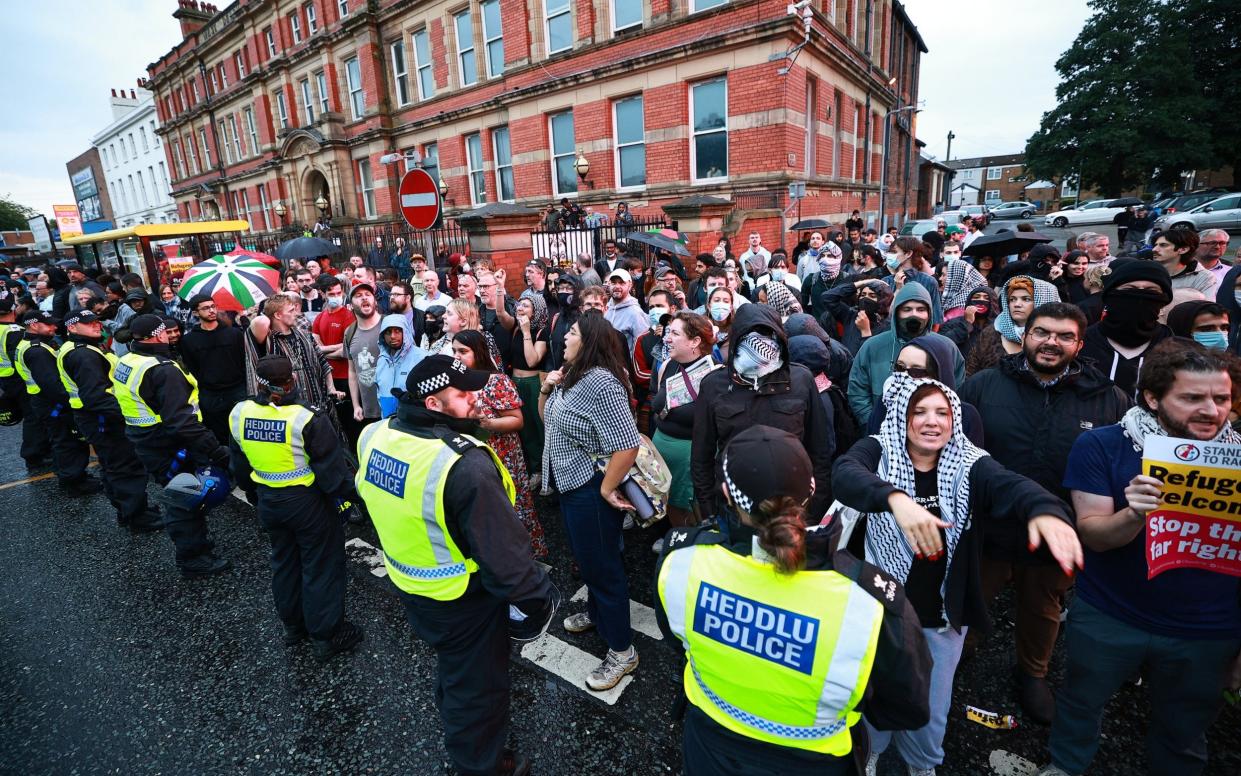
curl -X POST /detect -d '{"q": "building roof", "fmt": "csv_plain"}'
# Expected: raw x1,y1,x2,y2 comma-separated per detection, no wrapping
893,2,929,54
944,153,1026,171
918,152,951,172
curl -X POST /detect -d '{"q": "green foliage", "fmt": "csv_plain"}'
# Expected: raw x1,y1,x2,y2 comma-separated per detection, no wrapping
1177,0,1241,186
1024,0,1220,196
0,194,40,231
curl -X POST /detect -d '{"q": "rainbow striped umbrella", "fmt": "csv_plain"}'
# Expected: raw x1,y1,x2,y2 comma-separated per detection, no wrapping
177,254,279,312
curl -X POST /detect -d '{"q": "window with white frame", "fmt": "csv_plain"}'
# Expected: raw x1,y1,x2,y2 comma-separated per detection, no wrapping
692,0,727,12
423,142,440,186
229,115,242,157
804,78,817,176
185,134,199,174
985,189,1001,202
358,159,376,218
465,133,487,205
199,128,212,167
209,70,219,94
345,56,364,119
613,0,642,32
545,0,572,54
614,95,645,188
549,110,576,195
276,90,290,129
492,126,514,202
147,168,158,201
315,70,329,113
300,78,315,123
850,109,859,180
219,63,229,89
239,189,250,219
139,127,149,151
481,0,504,78
158,162,169,193
192,79,201,103
691,78,727,181
455,10,477,86
413,29,434,100
128,133,137,157
987,166,1002,180
264,27,277,57
259,183,272,228
173,140,185,178
305,3,318,33
137,172,149,207
290,12,303,43
234,51,247,78
391,40,410,105
339,0,349,17
244,107,259,153
151,121,159,146
218,120,233,164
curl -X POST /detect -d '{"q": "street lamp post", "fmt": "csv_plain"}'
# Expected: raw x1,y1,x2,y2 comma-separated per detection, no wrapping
879,104,919,232
943,130,955,207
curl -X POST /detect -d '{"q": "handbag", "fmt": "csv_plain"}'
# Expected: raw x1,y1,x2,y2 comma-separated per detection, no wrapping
594,433,673,528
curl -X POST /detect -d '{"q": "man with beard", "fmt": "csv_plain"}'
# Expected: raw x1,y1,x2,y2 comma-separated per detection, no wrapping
846,283,964,424
1037,340,1241,776
180,294,247,446
57,309,162,530
1078,259,1173,398
959,303,1129,724
344,283,385,442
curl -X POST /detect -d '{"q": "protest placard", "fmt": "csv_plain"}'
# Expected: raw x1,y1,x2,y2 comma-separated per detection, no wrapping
1142,435,1241,579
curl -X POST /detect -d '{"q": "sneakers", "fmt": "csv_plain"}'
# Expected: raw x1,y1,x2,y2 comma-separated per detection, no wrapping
586,647,638,691
282,623,309,646
563,612,595,633
179,554,232,578
1015,669,1056,725
496,749,532,776
312,620,364,662
1034,766,1076,776
651,537,664,554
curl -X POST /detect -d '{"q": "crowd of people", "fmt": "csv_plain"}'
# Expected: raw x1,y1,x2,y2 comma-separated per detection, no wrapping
0,210,1239,776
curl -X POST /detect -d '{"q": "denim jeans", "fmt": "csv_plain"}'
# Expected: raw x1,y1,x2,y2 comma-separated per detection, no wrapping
559,472,632,652
1049,597,1240,776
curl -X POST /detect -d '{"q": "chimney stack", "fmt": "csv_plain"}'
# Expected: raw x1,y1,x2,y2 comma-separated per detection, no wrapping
111,88,117,97
173,0,213,39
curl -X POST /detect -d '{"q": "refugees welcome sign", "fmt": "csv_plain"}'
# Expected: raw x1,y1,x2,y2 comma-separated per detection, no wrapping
1143,435,1241,579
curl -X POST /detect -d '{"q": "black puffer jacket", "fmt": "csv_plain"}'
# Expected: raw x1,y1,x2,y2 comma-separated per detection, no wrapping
959,354,1130,561
692,303,835,519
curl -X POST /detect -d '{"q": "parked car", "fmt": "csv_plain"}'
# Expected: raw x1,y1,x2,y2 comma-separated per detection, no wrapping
1043,199,1127,227
961,204,992,227
1152,193,1241,233
1160,190,1236,217
989,201,1038,219
899,218,943,238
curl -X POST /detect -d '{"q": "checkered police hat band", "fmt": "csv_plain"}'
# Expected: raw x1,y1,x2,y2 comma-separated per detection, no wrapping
722,450,754,514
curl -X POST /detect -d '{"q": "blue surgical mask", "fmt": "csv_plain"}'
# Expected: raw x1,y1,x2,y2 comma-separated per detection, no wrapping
770,269,786,281
709,302,731,322
884,253,902,272
648,307,668,327
1192,330,1229,351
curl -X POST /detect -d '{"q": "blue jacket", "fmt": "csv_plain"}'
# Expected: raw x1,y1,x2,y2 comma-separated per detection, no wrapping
374,313,426,417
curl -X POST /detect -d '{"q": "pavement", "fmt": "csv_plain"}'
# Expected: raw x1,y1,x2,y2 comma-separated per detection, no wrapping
1,422,1238,775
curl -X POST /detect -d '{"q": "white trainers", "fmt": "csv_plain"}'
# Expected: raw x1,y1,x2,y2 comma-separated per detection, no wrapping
563,612,595,633
651,537,664,554
586,647,639,691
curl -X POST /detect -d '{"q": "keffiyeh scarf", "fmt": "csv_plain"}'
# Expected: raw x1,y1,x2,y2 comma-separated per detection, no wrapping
993,276,1060,344
1119,404,1241,453
519,289,550,332
941,259,988,311
866,375,988,621
762,281,801,317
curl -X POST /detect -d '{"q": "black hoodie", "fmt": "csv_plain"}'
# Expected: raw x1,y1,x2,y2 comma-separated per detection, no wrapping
692,303,835,520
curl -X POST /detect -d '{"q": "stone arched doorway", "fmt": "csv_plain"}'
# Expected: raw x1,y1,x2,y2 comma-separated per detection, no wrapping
303,168,331,221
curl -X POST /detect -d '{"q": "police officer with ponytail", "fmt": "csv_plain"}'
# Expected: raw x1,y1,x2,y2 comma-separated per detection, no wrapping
229,355,363,660
57,309,162,531
656,425,932,775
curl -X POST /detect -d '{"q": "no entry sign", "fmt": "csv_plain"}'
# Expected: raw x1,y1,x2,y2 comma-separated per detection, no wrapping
398,168,442,230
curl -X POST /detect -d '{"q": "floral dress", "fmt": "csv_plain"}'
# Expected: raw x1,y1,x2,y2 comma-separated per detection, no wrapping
476,372,547,559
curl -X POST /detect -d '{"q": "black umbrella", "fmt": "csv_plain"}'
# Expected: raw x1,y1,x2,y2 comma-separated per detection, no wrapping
623,230,691,257
1110,197,1144,207
274,236,342,263
790,218,831,230
962,231,1054,257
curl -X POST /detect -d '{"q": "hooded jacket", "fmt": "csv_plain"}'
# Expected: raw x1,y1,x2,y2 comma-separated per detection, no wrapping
374,313,425,417
959,353,1130,561
938,284,999,362
865,334,985,446
846,283,964,424
604,293,648,352
692,303,835,520
1215,264,1241,354
822,280,894,355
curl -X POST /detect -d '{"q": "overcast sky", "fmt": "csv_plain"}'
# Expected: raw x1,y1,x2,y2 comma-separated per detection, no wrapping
0,0,1090,220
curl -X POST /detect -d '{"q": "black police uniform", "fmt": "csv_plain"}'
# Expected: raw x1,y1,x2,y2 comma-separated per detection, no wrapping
124,340,230,567
229,395,355,645
2,321,50,465
21,331,92,488
654,525,934,776
60,333,159,529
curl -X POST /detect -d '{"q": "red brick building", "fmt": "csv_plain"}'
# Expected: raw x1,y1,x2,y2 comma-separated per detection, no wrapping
147,0,925,248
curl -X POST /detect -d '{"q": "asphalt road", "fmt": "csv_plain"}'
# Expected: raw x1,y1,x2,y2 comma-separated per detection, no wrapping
1,422,1238,775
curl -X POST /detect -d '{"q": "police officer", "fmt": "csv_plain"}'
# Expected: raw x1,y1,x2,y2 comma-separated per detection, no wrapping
229,355,363,660
355,354,559,776
57,309,162,531
1,296,50,466
14,309,99,494
655,426,933,775
112,314,231,577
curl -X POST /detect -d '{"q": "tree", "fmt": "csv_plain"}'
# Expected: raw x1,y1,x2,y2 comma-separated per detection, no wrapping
1177,0,1241,186
1024,0,1213,195
0,194,40,231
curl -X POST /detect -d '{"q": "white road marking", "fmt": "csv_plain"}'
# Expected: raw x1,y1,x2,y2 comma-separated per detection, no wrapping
989,749,1037,776
519,633,634,705
345,537,389,578
401,192,438,208
569,585,663,641
230,487,252,506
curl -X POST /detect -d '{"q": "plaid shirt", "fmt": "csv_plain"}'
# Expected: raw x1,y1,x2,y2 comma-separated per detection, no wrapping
542,367,640,493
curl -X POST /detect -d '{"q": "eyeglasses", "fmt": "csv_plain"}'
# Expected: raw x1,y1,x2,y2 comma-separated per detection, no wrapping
893,363,931,379
1200,241,1229,246
1026,327,1079,344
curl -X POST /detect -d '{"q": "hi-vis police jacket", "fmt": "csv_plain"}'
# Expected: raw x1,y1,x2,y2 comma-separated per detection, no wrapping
111,342,222,467
655,525,932,758
228,397,353,500
57,335,121,415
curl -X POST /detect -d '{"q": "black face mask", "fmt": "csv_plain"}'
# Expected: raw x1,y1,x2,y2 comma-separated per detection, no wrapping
898,315,927,339
557,292,576,309
1101,288,1166,346
858,298,882,325
424,319,444,342
970,302,990,318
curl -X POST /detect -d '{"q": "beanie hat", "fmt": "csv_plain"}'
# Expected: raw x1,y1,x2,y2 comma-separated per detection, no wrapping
1101,258,1172,302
